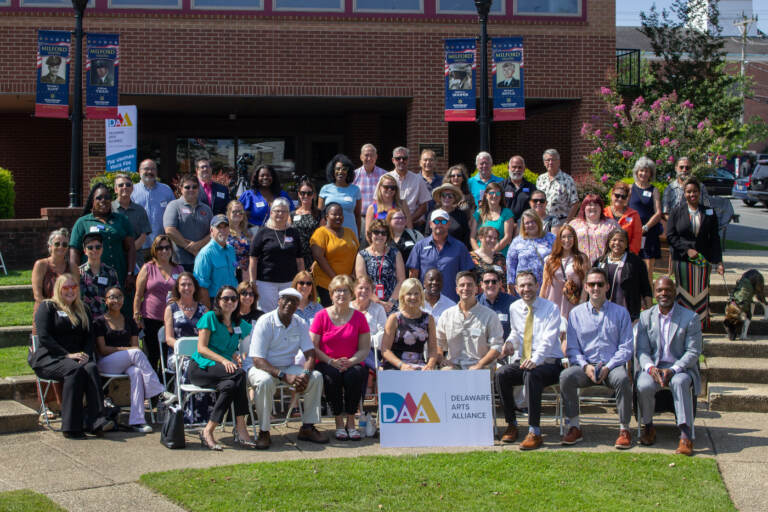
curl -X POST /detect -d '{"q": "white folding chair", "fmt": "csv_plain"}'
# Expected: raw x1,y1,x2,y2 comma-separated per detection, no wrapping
174,336,234,430
100,366,157,424
157,326,175,392
30,335,58,429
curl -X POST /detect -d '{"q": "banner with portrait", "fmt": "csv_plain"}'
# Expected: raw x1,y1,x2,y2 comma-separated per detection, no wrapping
35,30,71,119
86,33,119,119
444,38,476,122
492,37,525,121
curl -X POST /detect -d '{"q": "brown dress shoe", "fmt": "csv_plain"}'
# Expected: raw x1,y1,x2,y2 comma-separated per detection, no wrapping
639,425,657,446
501,425,518,443
519,432,543,450
298,425,329,444
675,438,694,456
561,426,583,445
255,431,271,450
615,429,632,449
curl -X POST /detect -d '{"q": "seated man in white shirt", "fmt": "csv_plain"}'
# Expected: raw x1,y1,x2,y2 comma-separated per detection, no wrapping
248,288,328,449
635,276,702,456
422,268,455,322
436,271,503,370
496,271,564,450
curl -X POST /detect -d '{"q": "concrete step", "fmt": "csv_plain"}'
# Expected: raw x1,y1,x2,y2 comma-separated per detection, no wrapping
708,382,768,413
0,285,33,302
0,326,31,348
704,337,768,358
702,357,768,384
705,315,768,336
709,296,768,315
0,400,39,433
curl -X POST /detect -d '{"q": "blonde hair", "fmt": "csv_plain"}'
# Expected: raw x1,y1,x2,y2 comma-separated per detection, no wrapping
226,199,249,233
48,273,89,329
328,274,355,296
292,270,317,303
374,174,408,213
519,209,543,239
398,278,424,308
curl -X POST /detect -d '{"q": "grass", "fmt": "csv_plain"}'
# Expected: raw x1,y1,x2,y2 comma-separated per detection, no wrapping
0,489,65,511
724,240,768,251
0,346,33,378
0,302,34,327
140,451,734,512
0,269,31,287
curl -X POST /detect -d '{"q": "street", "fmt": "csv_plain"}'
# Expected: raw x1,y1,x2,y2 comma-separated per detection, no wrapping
725,196,768,246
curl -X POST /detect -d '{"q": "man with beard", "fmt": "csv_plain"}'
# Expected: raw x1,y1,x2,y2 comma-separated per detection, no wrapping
193,214,237,308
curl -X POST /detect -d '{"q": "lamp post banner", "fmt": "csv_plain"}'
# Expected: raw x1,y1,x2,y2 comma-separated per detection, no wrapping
105,105,137,173
444,38,477,122
86,33,119,119
378,369,494,447
492,37,525,121
35,30,71,119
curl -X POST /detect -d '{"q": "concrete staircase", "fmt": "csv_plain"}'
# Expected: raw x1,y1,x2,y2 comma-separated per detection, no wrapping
0,284,33,348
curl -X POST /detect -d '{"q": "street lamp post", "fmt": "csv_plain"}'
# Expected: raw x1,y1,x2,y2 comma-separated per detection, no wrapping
475,0,492,153
69,0,88,208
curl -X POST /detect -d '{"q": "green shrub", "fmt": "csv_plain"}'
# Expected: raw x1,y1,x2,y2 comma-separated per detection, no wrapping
0,167,16,218
88,171,141,198
471,162,540,185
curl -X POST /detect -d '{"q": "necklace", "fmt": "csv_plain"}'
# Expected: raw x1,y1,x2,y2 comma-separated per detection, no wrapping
272,228,286,249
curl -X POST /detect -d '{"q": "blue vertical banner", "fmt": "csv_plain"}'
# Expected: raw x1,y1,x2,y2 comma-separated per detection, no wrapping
444,38,476,122
35,30,71,119
86,33,119,119
492,37,525,121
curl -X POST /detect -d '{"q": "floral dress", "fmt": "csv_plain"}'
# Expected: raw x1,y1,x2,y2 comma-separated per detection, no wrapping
227,231,251,276
293,211,320,270
471,251,507,284
360,246,399,303
569,218,620,265
383,312,430,369
505,233,556,288
79,261,120,319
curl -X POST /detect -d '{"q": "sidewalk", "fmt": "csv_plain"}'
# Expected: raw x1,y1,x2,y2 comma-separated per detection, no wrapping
0,409,765,511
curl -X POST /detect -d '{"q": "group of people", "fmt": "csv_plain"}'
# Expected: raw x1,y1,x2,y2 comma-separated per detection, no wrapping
28,145,722,455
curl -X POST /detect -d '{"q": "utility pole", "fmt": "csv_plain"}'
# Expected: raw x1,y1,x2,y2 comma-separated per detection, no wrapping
733,12,758,125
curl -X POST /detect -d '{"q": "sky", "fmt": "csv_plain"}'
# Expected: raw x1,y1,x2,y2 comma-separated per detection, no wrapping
616,0,768,33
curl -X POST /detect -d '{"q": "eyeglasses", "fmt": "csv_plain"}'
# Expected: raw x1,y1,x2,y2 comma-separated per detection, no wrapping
332,288,349,295
448,174,463,180
51,241,69,248
381,185,397,191
85,244,102,251
116,182,132,188
230,210,244,215
585,282,605,288
220,295,238,303
296,281,313,286
531,198,546,204
62,284,78,291
432,219,449,225
393,156,408,161
299,190,314,197
93,195,110,201
240,291,254,297
371,230,388,237
334,166,349,171
483,279,499,285
157,245,172,251
486,191,500,197
182,185,198,190
543,158,558,163
613,193,628,200
678,166,691,170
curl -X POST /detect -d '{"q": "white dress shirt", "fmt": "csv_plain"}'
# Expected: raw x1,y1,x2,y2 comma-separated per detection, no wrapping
354,301,387,350
643,305,683,374
422,294,456,322
505,297,564,365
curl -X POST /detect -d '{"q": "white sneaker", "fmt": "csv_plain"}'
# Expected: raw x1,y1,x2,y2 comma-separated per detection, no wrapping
159,391,177,405
132,424,153,433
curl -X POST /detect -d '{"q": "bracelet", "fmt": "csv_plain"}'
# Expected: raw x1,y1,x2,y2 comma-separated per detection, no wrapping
302,369,312,375
398,361,403,369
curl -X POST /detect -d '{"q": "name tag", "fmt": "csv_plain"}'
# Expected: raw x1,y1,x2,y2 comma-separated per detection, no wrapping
97,224,105,229
289,334,300,343
216,192,225,198
625,217,632,223
498,313,508,322
293,215,302,222
643,190,652,198
284,236,294,243
522,188,530,193
171,273,179,280
404,241,414,247
705,209,714,216
504,191,514,198
57,310,69,318
160,201,168,207
255,202,265,208
89,226,100,233
181,207,191,215
293,200,299,208
343,196,352,202
173,310,185,320
234,326,242,335
97,276,108,285
469,327,481,337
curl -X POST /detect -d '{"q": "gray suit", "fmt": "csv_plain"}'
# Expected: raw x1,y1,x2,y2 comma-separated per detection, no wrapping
635,305,702,427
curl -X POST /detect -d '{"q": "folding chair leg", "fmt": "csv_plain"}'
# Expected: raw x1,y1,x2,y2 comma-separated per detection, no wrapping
36,378,53,429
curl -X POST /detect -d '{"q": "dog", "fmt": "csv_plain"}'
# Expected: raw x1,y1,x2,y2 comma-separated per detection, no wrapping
723,269,768,340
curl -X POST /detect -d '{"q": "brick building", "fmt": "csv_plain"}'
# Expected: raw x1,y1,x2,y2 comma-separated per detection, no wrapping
0,0,616,219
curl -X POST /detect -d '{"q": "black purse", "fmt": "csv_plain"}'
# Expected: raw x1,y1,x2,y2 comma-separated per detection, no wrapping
160,404,186,449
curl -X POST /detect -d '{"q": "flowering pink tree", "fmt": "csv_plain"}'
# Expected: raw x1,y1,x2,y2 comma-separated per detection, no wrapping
581,85,741,189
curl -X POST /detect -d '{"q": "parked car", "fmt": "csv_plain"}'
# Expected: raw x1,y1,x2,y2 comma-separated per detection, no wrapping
701,168,736,196
747,162,768,208
732,177,757,206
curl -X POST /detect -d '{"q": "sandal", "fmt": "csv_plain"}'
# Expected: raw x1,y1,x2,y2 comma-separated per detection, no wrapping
347,428,362,441
335,428,349,441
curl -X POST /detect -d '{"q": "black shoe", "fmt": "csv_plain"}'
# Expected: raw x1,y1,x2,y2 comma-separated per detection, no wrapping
63,431,86,439
199,431,223,451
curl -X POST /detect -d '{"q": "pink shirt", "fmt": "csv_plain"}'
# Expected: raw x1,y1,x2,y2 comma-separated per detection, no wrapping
140,261,184,320
310,308,370,359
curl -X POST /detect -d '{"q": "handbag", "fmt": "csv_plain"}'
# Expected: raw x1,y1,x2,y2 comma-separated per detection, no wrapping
160,404,186,449
561,260,582,305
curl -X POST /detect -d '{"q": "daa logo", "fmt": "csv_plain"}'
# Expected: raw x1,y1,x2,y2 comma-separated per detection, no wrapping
381,392,440,424
106,112,132,128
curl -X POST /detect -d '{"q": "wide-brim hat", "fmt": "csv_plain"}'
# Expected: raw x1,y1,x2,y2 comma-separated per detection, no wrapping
432,183,463,204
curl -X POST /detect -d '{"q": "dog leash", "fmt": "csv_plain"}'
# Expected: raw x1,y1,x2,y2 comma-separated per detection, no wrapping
720,273,732,300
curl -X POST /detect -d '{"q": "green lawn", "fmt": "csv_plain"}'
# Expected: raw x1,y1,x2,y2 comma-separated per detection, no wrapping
0,489,65,511
0,302,34,327
724,240,768,251
140,451,734,512
0,269,31,287
0,346,32,378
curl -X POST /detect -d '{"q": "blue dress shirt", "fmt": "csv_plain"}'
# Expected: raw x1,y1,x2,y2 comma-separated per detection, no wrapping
193,239,238,299
566,300,633,371
131,181,176,249
406,235,474,302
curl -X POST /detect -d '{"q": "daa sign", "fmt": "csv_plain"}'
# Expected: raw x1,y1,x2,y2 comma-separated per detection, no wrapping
378,370,494,448
105,105,137,172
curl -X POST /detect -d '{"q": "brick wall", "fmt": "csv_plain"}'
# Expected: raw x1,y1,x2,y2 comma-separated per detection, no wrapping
0,0,616,216
0,208,82,268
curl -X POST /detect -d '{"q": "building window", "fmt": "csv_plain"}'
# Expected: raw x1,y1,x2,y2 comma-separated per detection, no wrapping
192,0,263,9
20,0,94,6
354,0,423,13
274,0,343,11
514,0,580,16
436,0,504,14
109,0,180,7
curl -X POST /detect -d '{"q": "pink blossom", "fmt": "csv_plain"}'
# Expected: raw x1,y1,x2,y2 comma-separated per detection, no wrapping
601,174,609,182
662,115,671,123
580,124,590,137
651,99,662,111
613,123,619,128
605,134,614,141
640,111,651,121
600,86,612,95
656,159,663,165
614,104,626,112
667,155,675,163
592,148,603,155
632,96,645,106
594,129,601,138
659,137,670,147
681,99,694,109
697,121,706,130
621,150,634,159
644,140,652,148
670,139,678,147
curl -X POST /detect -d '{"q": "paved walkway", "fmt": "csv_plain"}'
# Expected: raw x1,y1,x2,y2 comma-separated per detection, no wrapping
0,408,765,511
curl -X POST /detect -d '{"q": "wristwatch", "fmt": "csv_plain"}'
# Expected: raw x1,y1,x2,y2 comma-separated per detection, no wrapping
277,370,286,381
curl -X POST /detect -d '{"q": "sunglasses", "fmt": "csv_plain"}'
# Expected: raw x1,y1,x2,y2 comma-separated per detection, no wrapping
382,185,397,191
62,284,79,291
393,156,408,161
531,198,546,204
486,191,500,197
219,295,238,303
297,281,313,286
441,192,455,198
678,166,691,170
585,282,605,288
51,241,69,248
299,190,314,197
240,291,254,297
613,193,628,200
183,185,198,190
483,279,499,285
334,166,349,171
432,219,449,225
85,244,102,251
448,174,463,179
93,195,110,201
157,245,172,251
231,210,244,215
371,230,388,236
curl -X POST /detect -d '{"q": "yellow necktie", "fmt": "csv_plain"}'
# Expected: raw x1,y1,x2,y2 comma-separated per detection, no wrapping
523,305,533,360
